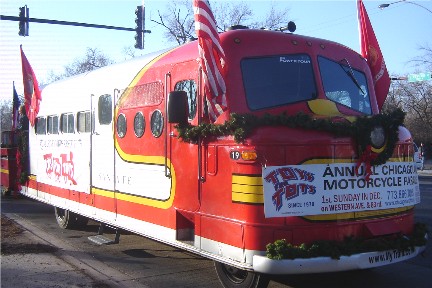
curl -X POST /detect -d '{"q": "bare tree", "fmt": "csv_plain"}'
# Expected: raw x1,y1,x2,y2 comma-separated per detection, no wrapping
258,4,291,30
64,47,113,76
408,44,432,71
399,81,432,142
152,1,291,45
45,47,114,84
0,99,12,134
383,45,432,158
384,78,432,142
45,70,64,84
212,2,253,31
151,0,195,45
122,46,138,60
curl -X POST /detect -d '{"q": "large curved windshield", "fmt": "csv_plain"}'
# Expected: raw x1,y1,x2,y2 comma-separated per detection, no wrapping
318,56,371,115
241,54,317,110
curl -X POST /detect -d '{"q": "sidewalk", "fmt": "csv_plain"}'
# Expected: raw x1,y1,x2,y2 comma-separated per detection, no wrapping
1,214,105,288
1,212,144,288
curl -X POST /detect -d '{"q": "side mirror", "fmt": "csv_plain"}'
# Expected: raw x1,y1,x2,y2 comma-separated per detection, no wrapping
168,91,189,124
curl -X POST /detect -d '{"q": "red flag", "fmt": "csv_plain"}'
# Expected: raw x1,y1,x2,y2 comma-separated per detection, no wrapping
192,0,227,121
357,0,390,111
21,45,41,127
12,82,21,130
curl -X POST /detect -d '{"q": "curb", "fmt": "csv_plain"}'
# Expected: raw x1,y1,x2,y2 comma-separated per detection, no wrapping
2,213,147,288
418,170,432,176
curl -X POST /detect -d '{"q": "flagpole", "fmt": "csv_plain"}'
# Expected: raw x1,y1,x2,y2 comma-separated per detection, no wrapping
12,81,15,130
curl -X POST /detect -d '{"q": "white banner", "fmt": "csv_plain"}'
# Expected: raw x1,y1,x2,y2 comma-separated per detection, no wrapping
36,136,90,194
263,162,420,218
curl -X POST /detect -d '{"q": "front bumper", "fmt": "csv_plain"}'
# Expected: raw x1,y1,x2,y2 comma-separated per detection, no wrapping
253,244,426,275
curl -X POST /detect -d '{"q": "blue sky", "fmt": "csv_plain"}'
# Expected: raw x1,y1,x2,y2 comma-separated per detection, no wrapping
1,0,431,103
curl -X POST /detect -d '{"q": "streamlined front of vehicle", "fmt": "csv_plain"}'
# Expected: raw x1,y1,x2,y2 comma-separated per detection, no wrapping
198,28,425,276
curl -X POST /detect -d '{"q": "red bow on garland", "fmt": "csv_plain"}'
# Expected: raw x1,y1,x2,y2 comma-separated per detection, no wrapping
356,145,379,181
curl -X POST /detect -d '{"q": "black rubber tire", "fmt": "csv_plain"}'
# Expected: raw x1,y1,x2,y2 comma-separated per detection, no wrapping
54,207,88,229
214,261,269,288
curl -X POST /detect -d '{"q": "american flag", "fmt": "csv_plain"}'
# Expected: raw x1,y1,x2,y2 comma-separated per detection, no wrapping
357,0,390,111
192,0,227,121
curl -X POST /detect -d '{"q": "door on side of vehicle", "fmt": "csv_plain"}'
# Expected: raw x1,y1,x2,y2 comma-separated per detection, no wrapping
90,93,116,221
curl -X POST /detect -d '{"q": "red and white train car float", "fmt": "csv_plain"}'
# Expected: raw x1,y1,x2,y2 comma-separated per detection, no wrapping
19,26,426,288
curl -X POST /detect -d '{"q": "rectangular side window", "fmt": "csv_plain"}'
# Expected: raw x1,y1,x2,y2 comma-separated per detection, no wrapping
174,80,197,120
61,114,67,133
53,116,59,134
68,114,74,133
61,113,75,133
77,111,91,133
47,115,59,134
35,117,46,135
98,94,112,125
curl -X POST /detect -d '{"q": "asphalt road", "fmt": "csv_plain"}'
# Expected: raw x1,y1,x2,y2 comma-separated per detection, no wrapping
2,174,431,288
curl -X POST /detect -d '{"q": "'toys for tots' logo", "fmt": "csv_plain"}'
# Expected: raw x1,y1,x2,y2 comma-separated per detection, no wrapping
264,167,316,211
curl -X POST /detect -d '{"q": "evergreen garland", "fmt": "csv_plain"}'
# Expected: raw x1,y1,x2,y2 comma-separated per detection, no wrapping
266,223,428,260
175,108,405,166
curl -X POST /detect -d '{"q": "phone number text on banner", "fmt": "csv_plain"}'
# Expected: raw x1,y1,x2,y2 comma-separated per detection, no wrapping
262,162,420,218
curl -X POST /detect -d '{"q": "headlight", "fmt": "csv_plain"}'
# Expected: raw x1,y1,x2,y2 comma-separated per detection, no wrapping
370,126,385,149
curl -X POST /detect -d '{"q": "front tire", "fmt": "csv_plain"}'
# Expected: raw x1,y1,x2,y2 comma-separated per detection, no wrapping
214,261,269,288
54,207,88,229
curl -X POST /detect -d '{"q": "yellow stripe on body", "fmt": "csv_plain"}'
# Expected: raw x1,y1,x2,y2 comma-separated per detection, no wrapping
92,187,114,198
232,174,263,204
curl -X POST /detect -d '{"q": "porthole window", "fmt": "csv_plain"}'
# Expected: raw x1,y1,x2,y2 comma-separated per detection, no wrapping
134,112,145,138
117,113,127,138
150,110,164,138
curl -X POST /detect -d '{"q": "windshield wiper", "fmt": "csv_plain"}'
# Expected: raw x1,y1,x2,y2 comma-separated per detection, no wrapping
339,58,366,95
